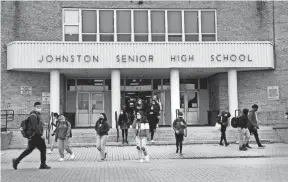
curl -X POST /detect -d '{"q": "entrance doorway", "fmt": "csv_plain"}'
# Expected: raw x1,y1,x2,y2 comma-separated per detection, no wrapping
180,91,199,125
77,92,104,127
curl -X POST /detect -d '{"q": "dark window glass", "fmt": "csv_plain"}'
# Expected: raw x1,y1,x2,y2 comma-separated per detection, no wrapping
100,35,114,42
152,35,165,42
77,79,104,91
125,79,151,91
168,35,182,41
201,11,215,33
185,35,199,41
153,79,162,90
105,79,111,90
135,35,148,42
117,34,131,42
163,79,170,90
82,10,97,33
67,79,76,91
200,78,207,89
82,34,96,41
64,25,79,41
65,34,79,41
202,34,216,41
184,11,198,33
180,79,198,89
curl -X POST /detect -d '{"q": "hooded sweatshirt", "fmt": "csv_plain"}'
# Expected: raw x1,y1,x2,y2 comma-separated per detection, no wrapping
55,121,71,140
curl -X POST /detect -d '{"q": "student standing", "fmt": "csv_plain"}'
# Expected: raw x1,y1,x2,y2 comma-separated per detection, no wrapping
147,100,160,143
132,111,150,163
118,109,129,144
12,102,51,170
47,113,59,154
173,112,187,155
217,111,231,146
95,113,110,161
55,115,75,162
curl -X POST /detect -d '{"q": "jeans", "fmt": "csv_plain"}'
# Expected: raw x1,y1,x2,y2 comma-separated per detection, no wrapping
238,128,250,147
16,136,47,165
248,128,262,146
175,133,184,153
58,138,73,158
50,135,56,151
220,126,228,144
122,129,128,142
135,136,148,159
96,134,108,159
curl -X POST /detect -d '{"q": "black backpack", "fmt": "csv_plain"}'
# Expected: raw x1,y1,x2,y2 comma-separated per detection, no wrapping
231,110,242,128
20,113,38,138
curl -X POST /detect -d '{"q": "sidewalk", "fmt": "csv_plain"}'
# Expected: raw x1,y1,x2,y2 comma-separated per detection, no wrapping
2,143,288,164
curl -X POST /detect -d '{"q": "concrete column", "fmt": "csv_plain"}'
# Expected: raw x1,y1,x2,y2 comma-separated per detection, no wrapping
111,70,121,129
50,70,60,115
170,69,180,125
228,69,238,118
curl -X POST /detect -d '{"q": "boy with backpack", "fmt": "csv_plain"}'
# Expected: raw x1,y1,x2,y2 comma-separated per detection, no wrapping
173,112,187,155
12,102,51,170
237,108,250,151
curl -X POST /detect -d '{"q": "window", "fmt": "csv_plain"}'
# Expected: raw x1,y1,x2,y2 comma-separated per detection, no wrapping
151,11,165,42
67,79,76,91
63,9,216,42
99,10,114,42
167,11,182,41
82,10,97,41
134,10,148,42
117,10,131,41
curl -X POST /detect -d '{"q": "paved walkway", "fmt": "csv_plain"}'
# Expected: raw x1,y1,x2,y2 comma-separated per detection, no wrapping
1,143,288,164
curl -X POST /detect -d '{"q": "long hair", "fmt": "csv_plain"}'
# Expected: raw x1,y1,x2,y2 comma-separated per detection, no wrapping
135,111,148,123
100,113,107,122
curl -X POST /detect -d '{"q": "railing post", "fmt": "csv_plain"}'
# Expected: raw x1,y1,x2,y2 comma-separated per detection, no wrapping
5,110,8,132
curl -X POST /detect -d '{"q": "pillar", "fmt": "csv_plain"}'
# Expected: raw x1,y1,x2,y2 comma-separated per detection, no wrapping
111,70,121,129
170,69,180,125
50,70,60,115
228,69,238,118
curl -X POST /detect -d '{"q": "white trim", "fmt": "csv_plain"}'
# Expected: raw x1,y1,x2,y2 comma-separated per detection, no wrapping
182,11,185,42
198,10,202,42
214,10,218,41
131,10,134,42
165,10,168,42
114,10,117,42
79,9,82,42
97,10,100,42
148,10,151,42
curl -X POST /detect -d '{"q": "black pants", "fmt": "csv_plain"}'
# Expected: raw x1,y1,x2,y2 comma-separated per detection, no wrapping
16,136,46,165
150,128,155,140
220,127,228,145
122,129,128,141
175,133,184,153
248,128,262,146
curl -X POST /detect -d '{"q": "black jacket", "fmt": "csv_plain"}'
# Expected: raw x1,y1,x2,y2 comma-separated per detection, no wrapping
95,119,110,136
217,112,231,128
238,114,249,129
26,111,43,137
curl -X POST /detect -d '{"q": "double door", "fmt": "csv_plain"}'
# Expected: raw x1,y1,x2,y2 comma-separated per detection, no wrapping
77,92,104,127
179,91,199,125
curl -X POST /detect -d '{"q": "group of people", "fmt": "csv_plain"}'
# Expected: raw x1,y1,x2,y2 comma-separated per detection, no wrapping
216,104,266,151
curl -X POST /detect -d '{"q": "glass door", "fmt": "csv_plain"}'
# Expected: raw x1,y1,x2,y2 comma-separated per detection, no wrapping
180,91,199,125
77,92,90,126
90,92,104,126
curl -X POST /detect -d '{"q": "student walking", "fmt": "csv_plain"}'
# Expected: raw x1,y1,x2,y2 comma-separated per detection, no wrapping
173,112,187,155
247,104,265,148
12,102,51,170
132,111,150,163
95,113,110,161
237,109,250,151
47,113,59,154
55,115,74,162
217,111,231,146
118,108,129,144
147,100,160,143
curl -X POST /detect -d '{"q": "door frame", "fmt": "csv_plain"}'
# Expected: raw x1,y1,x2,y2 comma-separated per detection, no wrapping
180,90,200,125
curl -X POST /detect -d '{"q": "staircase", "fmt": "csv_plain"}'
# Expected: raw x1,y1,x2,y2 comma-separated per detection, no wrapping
7,126,283,149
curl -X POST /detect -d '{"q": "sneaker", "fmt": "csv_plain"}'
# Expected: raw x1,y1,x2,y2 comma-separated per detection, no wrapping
145,155,149,162
246,144,252,149
225,143,230,147
139,159,144,163
59,158,64,162
176,148,179,153
39,164,51,169
47,150,52,154
258,145,266,148
98,158,105,162
12,159,18,170
151,140,154,143
104,153,107,159
180,152,183,155
70,153,75,160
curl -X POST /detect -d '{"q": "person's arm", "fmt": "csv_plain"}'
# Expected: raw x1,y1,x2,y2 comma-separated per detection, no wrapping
95,120,99,132
103,122,110,133
132,118,137,129
29,115,42,136
216,116,222,124
173,120,177,132
182,120,187,129
66,122,71,139
54,123,59,142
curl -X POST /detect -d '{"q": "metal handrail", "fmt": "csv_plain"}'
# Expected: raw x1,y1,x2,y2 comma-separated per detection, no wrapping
115,111,119,142
1,110,14,132
176,109,180,118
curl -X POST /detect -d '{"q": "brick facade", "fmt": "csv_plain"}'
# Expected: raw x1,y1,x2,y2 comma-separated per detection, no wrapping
1,1,288,127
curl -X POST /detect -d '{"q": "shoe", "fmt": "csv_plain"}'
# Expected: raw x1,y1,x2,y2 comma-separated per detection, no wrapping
126,140,129,144
225,143,230,147
246,144,252,149
12,159,18,170
145,155,149,162
180,152,183,155
219,143,224,146
139,159,144,163
258,145,266,148
122,141,125,144
47,150,52,154
59,158,64,162
240,146,248,151
70,153,75,160
39,164,51,169
151,140,154,143
104,153,107,159
176,148,179,153
98,158,105,162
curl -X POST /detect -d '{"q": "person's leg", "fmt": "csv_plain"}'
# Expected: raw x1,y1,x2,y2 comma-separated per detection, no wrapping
220,128,224,145
246,129,252,148
58,139,65,159
64,138,73,155
122,129,125,144
254,129,265,147
179,134,183,154
175,133,180,153
35,138,47,164
243,129,250,147
96,134,101,152
100,135,108,160
142,137,149,161
125,129,128,143
150,129,154,141
14,140,35,165
238,128,243,149
222,127,229,146
135,136,142,160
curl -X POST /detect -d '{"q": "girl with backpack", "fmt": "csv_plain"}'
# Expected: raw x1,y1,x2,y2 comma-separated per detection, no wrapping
55,115,75,162
216,111,231,146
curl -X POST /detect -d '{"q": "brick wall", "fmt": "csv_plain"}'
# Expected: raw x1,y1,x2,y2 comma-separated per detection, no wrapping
1,1,288,126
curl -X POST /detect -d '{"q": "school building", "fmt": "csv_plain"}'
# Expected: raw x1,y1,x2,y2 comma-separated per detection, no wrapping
1,1,288,129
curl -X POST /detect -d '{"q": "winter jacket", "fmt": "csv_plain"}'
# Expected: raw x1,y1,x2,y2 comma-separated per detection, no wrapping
132,117,149,138
55,121,71,141
26,111,44,137
238,114,249,129
173,117,187,134
248,110,259,129
95,119,110,136
216,112,231,128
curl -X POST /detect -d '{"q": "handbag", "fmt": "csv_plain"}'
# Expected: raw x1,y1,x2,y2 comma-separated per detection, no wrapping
215,123,221,131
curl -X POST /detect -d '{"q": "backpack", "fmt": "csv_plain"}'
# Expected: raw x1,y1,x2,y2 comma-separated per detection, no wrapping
20,113,38,138
231,110,242,128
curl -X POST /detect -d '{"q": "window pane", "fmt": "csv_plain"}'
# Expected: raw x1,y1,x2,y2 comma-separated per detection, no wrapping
77,79,104,91
64,10,79,24
152,34,165,42
153,79,161,90
82,10,97,33
117,34,131,42
168,11,182,33
202,34,216,41
163,79,170,90
201,11,215,33
117,11,131,33
185,35,198,41
100,34,114,42
135,34,148,42
134,11,148,33
67,79,76,91
185,11,198,33
100,10,114,33
105,79,111,90
168,35,182,41
65,25,79,34
200,78,207,89
151,11,165,33
180,79,198,89
82,34,96,41
65,34,79,41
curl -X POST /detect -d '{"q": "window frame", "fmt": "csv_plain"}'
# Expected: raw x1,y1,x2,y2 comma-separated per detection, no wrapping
62,8,217,42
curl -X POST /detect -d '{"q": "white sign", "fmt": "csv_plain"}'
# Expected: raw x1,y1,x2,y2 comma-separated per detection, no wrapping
42,92,50,104
267,86,279,100
20,86,32,95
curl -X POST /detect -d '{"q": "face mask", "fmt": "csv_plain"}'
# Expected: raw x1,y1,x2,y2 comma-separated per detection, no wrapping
225,114,228,117
137,115,141,119
35,108,42,112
